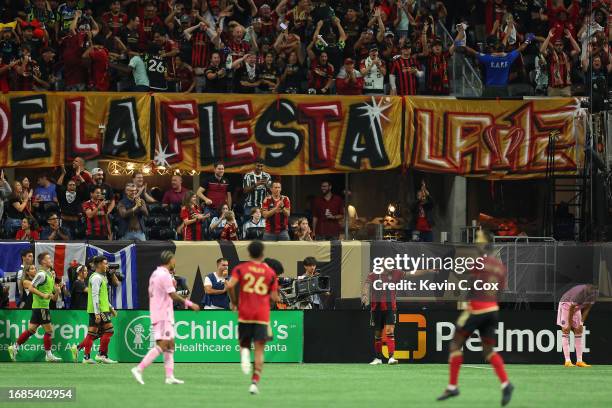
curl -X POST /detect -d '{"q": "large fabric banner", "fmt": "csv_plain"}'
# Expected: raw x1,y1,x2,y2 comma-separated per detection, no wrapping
153,93,403,174
405,97,586,179
0,92,151,168
0,310,303,362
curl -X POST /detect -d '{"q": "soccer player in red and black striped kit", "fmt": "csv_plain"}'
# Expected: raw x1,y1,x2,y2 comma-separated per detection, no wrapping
262,181,291,241
389,41,423,96
362,267,435,365
437,230,514,406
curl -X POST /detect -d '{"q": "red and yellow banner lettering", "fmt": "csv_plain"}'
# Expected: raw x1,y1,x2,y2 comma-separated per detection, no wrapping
0,92,151,168
405,97,585,179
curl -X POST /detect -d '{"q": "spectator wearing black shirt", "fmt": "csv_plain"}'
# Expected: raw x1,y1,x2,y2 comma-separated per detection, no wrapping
205,50,228,92
70,265,88,310
257,51,280,93
40,212,71,240
197,162,232,216
33,47,58,90
57,164,87,236
0,26,19,64
233,51,260,93
278,50,306,93
116,15,141,52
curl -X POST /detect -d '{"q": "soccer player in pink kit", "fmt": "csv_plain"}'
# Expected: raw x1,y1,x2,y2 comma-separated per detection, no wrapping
131,251,200,385
557,284,597,367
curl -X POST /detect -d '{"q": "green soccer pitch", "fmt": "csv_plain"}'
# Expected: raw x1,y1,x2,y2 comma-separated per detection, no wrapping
1,363,611,408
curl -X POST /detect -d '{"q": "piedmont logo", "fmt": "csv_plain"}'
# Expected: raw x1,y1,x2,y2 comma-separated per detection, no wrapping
124,315,154,358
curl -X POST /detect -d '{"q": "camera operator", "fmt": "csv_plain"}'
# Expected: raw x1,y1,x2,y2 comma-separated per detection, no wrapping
169,268,190,310
16,249,34,307
296,257,328,310
18,264,38,309
201,258,230,310
70,264,88,310
264,258,286,310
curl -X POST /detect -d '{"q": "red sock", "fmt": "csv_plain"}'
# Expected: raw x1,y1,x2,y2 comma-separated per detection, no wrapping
489,353,509,384
449,353,463,386
374,337,382,358
252,369,261,384
17,330,33,346
386,335,396,357
43,333,52,351
83,335,95,355
99,332,113,356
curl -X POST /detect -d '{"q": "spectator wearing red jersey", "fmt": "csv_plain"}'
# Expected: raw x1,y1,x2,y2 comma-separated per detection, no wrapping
390,41,423,96
12,45,38,91
61,9,99,92
422,35,458,95
0,56,16,92
83,35,111,91
540,28,580,96
183,21,220,92
262,181,291,241
168,54,194,92
138,2,164,47
102,1,127,37
312,180,344,241
15,217,39,241
83,186,112,241
220,211,239,241
180,191,210,241
335,58,364,95
306,38,334,94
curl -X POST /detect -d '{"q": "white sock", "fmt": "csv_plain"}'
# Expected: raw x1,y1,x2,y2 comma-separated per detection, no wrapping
501,381,509,389
447,385,457,391
46,350,53,357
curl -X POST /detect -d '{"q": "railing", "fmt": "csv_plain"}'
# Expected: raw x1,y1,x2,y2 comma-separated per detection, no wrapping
437,22,483,97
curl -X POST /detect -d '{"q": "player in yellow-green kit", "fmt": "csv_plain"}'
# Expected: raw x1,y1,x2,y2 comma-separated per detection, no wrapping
71,256,118,364
8,252,62,362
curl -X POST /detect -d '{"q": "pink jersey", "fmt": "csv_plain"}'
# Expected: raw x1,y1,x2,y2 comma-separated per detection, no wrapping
148,266,176,324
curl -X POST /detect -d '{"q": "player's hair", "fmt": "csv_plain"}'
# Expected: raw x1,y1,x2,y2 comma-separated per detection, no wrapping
160,250,175,265
216,257,227,265
20,248,34,259
37,251,50,265
264,258,284,275
303,256,317,266
248,240,264,259
92,256,107,267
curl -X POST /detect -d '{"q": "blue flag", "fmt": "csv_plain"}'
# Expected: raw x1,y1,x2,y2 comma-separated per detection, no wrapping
87,244,139,309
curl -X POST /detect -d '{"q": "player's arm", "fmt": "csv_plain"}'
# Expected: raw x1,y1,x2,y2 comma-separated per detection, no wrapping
91,275,102,318
270,289,280,303
581,304,592,323
361,275,372,305
226,276,239,310
169,291,200,310
204,276,227,295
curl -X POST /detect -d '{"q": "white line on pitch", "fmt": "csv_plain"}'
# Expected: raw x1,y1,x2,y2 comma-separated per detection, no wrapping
462,365,493,370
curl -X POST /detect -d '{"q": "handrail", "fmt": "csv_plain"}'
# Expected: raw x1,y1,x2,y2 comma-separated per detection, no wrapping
437,22,483,96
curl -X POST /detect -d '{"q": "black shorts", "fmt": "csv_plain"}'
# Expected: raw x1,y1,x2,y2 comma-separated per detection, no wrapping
370,309,396,330
30,309,51,325
238,323,272,343
457,311,499,344
88,312,113,328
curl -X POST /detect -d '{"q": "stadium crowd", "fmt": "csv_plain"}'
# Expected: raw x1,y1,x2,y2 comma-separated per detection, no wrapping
0,0,609,97
0,158,346,242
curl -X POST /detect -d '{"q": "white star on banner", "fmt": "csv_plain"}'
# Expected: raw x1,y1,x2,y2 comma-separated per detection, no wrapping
154,139,177,168
357,96,392,156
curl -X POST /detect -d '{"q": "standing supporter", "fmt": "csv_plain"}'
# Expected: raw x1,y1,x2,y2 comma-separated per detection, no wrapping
204,50,228,92
390,41,423,95
335,57,364,95
183,21,219,92
312,180,344,241
360,44,386,95
83,187,112,241
83,35,111,91
180,191,210,241
197,163,232,215
102,1,128,37
162,175,188,207
262,181,291,241
242,159,271,222
540,28,581,96
117,183,148,241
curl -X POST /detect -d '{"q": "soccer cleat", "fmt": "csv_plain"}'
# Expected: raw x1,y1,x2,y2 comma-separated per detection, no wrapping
437,388,460,401
95,355,117,364
131,367,145,385
8,344,17,362
45,353,62,362
82,357,96,364
70,345,78,362
369,358,383,365
165,376,185,385
501,383,514,406
564,361,575,367
576,361,591,368
241,348,251,375
249,383,259,395
388,357,399,365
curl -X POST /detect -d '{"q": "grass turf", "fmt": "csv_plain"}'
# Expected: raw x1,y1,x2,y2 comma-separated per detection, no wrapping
0,363,611,408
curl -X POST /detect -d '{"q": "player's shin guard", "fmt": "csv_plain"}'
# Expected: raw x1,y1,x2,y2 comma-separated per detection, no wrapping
386,334,396,357
562,334,570,361
374,336,383,359
99,331,114,356
163,350,174,378
487,352,509,385
448,351,463,388
16,329,35,346
138,345,163,371
43,332,52,351
575,335,583,362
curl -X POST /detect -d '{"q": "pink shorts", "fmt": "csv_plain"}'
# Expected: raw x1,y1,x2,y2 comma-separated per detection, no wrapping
556,302,582,328
152,320,175,341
